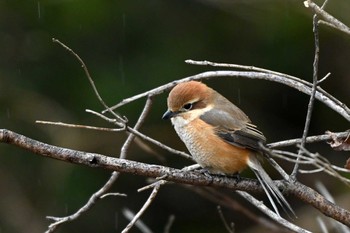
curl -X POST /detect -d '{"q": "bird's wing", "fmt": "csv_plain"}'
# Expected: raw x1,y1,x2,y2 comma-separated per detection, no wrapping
200,108,266,151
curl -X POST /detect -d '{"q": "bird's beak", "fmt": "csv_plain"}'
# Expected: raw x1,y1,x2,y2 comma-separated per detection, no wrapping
162,110,177,120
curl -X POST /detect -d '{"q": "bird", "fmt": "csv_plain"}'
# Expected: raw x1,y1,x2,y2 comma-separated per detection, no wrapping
162,80,294,217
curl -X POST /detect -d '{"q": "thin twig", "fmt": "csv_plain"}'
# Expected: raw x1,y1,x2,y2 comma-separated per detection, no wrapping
217,206,235,233
121,185,160,233
45,172,121,233
104,70,350,121
100,192,127,199
291,12,321,178
320,0,330,9
272,148,350,175
52,38,126,126
127,127,193,160
121,96,153,158
271,150,313,164
185,59,317,90
317,217,329,233
317,72,331,84
304,0,350,35
236,191,311,233
185,60,346,117
86,109,191,159
268,131,350,148
122,208,153,233
119,96,156,232
163,215,175,233
259,143,291,181
44,39,129,232
137,164,200,192
36,120,124,132
300,167,325,174
297,146,350,186
186,187,288,232
35,116,192,161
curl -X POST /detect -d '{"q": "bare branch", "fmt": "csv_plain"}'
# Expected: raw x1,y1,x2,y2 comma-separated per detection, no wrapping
2,2,349,232
45,172,121,233
185,59,318,90
304,0,350,35
100,193,127,199
52,38,126,126
1,129,350,227
121,96,153,159
298,146,350,186
185,60,345,116
316,217,329,233
186,187,288,232
104,71,350,122
292,12,321,177
38,112,192,160
121,185,160,233
317,72,331,84
236,191,311,233
268,131,350,148
272,149,350,175
126,127,192,160
137,164,200,192
315,181,350,233
163,215,175,233
217,206,235,233
36,120,124,132
122,208,153,233
44,94,155,232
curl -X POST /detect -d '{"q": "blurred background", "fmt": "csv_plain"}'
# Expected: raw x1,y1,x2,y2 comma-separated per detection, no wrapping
1,0,350,232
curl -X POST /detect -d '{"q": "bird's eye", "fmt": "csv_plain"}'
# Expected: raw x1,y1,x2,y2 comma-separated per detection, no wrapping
183,103,193,110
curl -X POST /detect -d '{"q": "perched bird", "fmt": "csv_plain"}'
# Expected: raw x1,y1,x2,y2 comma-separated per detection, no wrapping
162,80,294,217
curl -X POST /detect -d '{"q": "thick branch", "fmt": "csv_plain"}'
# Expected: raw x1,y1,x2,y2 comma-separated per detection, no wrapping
0,129,257,192
1,129,350,227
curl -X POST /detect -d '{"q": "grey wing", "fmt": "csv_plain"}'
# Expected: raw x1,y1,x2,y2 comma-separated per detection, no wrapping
216,123,266,151
200,108,266,151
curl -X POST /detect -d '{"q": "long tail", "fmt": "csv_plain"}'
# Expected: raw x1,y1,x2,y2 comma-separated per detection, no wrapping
248,155,296,218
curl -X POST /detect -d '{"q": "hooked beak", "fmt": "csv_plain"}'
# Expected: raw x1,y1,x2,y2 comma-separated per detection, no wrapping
162,110,177,120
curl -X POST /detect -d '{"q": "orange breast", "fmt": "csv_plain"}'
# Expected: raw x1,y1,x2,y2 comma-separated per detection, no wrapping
179,118,250,174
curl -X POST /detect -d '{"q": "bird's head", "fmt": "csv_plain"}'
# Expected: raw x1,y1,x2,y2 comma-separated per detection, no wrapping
162,81,213,121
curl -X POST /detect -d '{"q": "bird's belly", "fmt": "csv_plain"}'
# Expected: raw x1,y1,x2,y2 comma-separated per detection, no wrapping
172,118,250,174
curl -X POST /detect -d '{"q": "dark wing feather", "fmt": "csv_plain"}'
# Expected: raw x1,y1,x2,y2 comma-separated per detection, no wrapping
200,108,266,152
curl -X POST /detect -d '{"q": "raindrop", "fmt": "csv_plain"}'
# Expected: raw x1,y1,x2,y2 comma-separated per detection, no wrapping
237,88,241,105
121,13,127,43
122,13,126,28
37,1,41,19
282,93,288,108
6,108,10,118
119,55,125,85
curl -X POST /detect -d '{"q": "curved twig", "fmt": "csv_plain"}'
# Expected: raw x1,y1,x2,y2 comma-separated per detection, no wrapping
304,0,350,36
105,71,350,122
121,185,160,233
